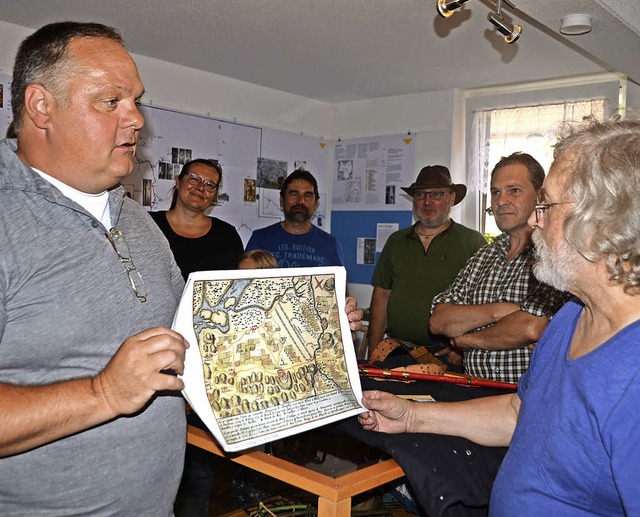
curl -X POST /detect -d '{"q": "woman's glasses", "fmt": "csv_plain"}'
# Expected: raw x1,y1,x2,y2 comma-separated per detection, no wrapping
185,172,218,193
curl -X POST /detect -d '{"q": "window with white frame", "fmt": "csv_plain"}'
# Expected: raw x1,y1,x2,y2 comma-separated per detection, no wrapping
469,99,606,237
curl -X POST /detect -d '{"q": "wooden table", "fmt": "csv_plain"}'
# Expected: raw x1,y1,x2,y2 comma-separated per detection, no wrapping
187,424,405,516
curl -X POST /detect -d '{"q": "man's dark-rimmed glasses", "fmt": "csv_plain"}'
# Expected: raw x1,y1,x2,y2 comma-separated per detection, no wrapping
413,190,453,201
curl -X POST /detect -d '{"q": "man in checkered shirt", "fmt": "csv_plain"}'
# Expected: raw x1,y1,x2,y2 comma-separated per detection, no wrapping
429,153,570,384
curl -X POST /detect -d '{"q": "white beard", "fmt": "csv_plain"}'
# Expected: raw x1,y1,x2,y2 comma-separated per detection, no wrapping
532,229,577,292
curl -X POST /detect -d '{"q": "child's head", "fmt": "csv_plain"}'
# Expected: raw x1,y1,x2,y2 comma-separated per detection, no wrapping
237,249,278,269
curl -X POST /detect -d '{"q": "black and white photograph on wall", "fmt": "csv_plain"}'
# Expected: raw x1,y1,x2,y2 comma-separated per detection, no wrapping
337,159,354,180
158,161,172,180
256,157,287,189
170,147,193,167
366,169,377,192
363,238,376,265
294,160,307,171
142,179,153,207
217,190,229,204
385,185,396,205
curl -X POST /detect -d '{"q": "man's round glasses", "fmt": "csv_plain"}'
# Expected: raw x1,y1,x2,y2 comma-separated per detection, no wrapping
185,172,219,193
413,190,452,201
534,202,573,223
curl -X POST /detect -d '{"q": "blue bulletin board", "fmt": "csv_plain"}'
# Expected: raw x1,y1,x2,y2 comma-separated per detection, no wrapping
331,210,412,285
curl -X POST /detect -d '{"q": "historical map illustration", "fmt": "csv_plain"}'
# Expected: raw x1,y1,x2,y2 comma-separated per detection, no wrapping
180,269,363,450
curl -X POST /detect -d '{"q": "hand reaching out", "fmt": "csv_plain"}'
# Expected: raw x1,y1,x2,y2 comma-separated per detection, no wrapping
358,390,413,433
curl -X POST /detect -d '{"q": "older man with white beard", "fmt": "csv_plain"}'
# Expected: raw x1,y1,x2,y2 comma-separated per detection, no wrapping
358,118,640,515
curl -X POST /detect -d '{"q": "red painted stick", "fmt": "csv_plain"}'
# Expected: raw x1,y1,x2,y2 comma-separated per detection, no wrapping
358,364,517,390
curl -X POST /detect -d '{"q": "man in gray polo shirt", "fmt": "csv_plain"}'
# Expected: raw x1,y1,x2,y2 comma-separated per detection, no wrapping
0,22,188,514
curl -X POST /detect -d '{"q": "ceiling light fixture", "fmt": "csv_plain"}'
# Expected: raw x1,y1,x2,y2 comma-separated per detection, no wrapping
437,0,522,44
488,13,522,43
559,14,592,36
436,0,471,18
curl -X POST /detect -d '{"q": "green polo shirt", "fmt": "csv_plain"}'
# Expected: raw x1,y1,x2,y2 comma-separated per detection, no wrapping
372,221,487,347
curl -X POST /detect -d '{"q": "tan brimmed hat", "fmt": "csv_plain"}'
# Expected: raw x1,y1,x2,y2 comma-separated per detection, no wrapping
401,165,467,205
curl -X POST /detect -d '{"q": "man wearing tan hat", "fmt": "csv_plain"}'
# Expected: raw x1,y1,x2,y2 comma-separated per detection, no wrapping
368,165,486,357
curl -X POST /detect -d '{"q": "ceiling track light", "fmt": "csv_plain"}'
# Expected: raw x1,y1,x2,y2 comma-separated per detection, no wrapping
489,0,521,43
436,0,522,44
437,0,471,18
488,12,522,43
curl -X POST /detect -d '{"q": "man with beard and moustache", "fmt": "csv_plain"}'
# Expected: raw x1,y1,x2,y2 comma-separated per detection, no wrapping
430,153,569,383
368,166,486,357
245,169,345,268
359,118,640,515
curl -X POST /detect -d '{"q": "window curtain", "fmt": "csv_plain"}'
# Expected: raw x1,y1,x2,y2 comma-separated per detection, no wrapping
469,99,606,230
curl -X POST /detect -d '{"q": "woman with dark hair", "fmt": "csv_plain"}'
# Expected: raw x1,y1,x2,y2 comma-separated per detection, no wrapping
151,158,243,280
151,158,243,516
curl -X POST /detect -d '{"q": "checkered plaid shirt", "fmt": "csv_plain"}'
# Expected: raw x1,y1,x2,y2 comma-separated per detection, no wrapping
432,232,570,383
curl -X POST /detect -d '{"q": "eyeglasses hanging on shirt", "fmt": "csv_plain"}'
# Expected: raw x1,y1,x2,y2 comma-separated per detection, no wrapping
106,228,148,303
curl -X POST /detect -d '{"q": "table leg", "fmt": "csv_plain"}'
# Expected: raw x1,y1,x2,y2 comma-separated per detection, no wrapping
317,496,351,517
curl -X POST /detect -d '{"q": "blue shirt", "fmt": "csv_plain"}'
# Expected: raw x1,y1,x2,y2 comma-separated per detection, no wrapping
490,299,640,515
245,222,345,268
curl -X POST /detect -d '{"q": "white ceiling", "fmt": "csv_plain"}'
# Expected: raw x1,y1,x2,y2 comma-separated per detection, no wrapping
0,0,638,103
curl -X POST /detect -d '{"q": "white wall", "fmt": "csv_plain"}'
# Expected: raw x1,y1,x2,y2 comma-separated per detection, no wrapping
134,53,335,140
0,22,30,74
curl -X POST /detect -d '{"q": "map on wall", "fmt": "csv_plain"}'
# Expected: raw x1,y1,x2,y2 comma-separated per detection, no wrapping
130,105,263,220
174,266,363,452
130,106,331,244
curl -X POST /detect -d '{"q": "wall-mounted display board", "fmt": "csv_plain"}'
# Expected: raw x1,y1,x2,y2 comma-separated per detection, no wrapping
130,105,262,245
332,134,415,212
126,106,333,246
330,133,416,286
332,210,413,285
